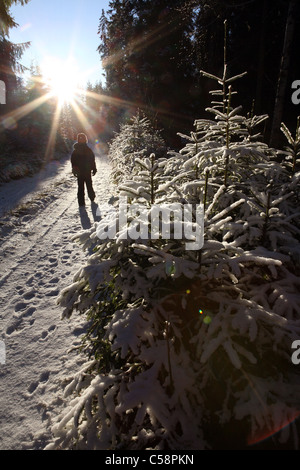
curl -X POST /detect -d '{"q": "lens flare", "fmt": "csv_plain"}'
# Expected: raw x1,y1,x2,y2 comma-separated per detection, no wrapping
2,116,17,130
198,307,213,324
203,316,212,325
247,411,300,447
165,261,176,276
41,57,80,104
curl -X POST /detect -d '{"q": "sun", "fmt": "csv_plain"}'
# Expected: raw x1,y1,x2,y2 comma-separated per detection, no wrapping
41,57,80,104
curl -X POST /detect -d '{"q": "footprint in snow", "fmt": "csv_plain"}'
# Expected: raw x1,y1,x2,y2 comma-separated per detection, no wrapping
48,258,58,267
14,302,27,313
6,306,36,336
23,290,35,300
16,286,24,295
27,371,50,395
26,276,35,286
21,215,32,223
39,325,56,342
6,318,22,336
27,381,39,394
45,288,59,297
23,307,36,318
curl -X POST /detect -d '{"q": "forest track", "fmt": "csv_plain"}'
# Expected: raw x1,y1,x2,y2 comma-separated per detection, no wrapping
0,152,112,450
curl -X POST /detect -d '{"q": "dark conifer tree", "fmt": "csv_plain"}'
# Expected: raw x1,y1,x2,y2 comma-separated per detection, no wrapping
0,0,31,114
190,0,300,143
98,0,196,146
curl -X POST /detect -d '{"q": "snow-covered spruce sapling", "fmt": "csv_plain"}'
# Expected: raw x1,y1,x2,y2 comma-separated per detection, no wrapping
197,68,271,188
118,153,166,205
53,152,211,450
173,69,271,240
280,117,300,174
178,22,271,189
54,137,300,450
108,111,166,185
129,184,300,448
244,101,268,143
151,38,300,445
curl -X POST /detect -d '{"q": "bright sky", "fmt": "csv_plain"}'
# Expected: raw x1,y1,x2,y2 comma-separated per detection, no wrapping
9,0,111,87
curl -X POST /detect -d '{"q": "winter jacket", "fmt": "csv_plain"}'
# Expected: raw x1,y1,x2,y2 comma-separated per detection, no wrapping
71,143,97,177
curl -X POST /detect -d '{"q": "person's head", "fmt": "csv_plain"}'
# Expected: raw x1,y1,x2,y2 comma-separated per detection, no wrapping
77,133,88,144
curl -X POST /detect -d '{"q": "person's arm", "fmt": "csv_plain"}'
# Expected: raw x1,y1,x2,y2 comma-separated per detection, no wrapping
71,151,80,176
91,150,97,175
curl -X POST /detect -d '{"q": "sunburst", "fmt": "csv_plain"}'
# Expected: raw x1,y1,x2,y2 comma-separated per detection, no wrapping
41,57,80,105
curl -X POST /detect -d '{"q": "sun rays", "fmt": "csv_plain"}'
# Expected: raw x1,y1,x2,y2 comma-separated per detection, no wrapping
41,57,80,105
0,12,190,167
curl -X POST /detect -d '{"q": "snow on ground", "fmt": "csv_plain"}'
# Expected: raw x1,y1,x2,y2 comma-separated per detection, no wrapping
0,150,112,450
0,156,71,218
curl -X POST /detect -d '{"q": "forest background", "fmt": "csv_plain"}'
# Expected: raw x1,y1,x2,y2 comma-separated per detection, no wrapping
0,0,300,181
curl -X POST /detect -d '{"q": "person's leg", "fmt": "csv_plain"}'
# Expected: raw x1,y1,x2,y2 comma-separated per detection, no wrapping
85,176,96,202
77,176,85,206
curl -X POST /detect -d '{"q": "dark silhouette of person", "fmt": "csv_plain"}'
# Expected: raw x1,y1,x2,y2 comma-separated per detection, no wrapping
71,133,97,207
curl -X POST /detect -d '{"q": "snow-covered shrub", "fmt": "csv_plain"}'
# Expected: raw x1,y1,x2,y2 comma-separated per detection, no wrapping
276,118,300,247
50,154,300,450
49,55,300,450
175,66,270,188
50,154,207,450
108,112,166,185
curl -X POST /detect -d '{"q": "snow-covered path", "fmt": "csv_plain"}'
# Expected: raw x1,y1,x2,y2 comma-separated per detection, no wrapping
0,151,112,450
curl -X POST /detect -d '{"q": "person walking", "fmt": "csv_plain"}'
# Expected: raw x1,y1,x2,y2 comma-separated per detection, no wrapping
71,133,97,207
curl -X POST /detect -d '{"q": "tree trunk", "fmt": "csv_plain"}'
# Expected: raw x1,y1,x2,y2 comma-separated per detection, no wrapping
255,0,267,115
270,0,297,148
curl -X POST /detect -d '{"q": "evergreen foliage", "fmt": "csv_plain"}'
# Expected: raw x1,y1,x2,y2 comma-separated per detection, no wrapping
0,0,31,109
0,0,68,174
98,0,196,145
98,0,300,146
108,112,166,185
0,0,30,37
49,55,300,449
280,117,300,175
